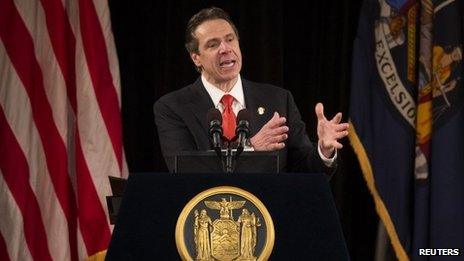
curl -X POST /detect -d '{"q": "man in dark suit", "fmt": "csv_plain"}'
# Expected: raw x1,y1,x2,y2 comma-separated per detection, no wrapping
154,7,349,173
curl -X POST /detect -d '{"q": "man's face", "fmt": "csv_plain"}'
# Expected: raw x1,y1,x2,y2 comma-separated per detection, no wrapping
190,19,242,85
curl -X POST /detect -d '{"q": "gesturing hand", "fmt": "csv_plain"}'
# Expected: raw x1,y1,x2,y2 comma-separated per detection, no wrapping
315,103,349,158
250,112,289,151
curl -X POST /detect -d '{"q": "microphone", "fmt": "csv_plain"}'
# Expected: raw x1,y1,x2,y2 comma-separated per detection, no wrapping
235,109,251,152
206,108,223,150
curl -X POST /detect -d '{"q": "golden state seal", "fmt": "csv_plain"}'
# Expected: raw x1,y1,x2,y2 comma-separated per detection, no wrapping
175,186,274,261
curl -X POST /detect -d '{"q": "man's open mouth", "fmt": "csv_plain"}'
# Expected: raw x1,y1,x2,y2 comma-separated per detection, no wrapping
219,59,236,68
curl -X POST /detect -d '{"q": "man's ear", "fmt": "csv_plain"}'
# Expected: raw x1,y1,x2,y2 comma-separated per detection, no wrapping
190,52,201,67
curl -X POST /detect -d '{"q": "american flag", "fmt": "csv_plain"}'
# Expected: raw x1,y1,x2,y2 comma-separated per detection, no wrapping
0,0,127,260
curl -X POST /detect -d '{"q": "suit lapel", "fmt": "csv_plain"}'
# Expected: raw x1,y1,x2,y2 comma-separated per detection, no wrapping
188,78,215,136
242,79,269,136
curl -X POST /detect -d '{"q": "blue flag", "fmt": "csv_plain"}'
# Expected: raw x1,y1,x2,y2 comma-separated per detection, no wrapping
349,0,463,259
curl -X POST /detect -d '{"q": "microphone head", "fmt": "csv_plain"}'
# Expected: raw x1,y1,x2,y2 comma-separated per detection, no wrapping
207,108,222,125
236,109,251,124
235,109,251,138
207,108,223,136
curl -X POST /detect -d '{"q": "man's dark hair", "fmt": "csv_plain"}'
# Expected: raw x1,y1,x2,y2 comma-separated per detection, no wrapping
185,7,239,54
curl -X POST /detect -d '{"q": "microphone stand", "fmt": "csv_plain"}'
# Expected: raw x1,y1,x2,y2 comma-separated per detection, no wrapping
213,146,227,173
225,142,233,173
207,115,225,173
231,147,242,174
230,119,250,173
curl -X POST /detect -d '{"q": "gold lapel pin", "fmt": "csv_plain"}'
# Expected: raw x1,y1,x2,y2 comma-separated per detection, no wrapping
257,107,265,115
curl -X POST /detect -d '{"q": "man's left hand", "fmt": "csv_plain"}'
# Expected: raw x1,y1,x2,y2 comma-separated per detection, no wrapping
315,103,349,158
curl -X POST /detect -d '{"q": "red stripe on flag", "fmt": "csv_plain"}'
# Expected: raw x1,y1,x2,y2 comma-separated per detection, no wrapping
79,0,123,172
0,232,11,261
0,0,78,256
76,132,111,254
0,108,52,261
39,0,77,110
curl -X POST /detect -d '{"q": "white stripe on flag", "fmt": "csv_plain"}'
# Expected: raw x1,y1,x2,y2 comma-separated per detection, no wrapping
77,225,89,261
0,172,33,261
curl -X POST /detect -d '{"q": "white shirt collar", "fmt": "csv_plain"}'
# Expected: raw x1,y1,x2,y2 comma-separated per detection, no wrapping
201,75,245,108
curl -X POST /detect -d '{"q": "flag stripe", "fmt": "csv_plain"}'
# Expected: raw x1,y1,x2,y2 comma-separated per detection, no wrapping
0,107,52,261
0,232,10,261
79,0,123,172
77,228,89,260
0,0,79,258
0,173,33,261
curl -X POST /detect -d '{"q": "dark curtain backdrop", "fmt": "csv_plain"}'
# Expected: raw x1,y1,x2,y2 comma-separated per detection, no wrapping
109,0,377,260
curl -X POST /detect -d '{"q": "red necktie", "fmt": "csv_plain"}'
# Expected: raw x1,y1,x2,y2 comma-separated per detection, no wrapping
220,94,236,141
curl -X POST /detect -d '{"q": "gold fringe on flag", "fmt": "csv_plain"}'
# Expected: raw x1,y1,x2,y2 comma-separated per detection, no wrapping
85,250,107,261
348,120,409,261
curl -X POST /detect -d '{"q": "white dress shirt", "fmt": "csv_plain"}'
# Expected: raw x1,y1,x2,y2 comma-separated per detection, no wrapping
201,75,336,166
201,75,245,114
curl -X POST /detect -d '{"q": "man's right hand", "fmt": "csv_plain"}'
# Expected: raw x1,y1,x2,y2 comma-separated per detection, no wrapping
250,112,289,151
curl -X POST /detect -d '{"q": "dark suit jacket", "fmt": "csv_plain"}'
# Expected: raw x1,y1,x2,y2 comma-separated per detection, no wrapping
154,77,334,174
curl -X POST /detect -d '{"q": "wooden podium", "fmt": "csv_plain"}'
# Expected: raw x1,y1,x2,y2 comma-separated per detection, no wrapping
106,172,348,260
